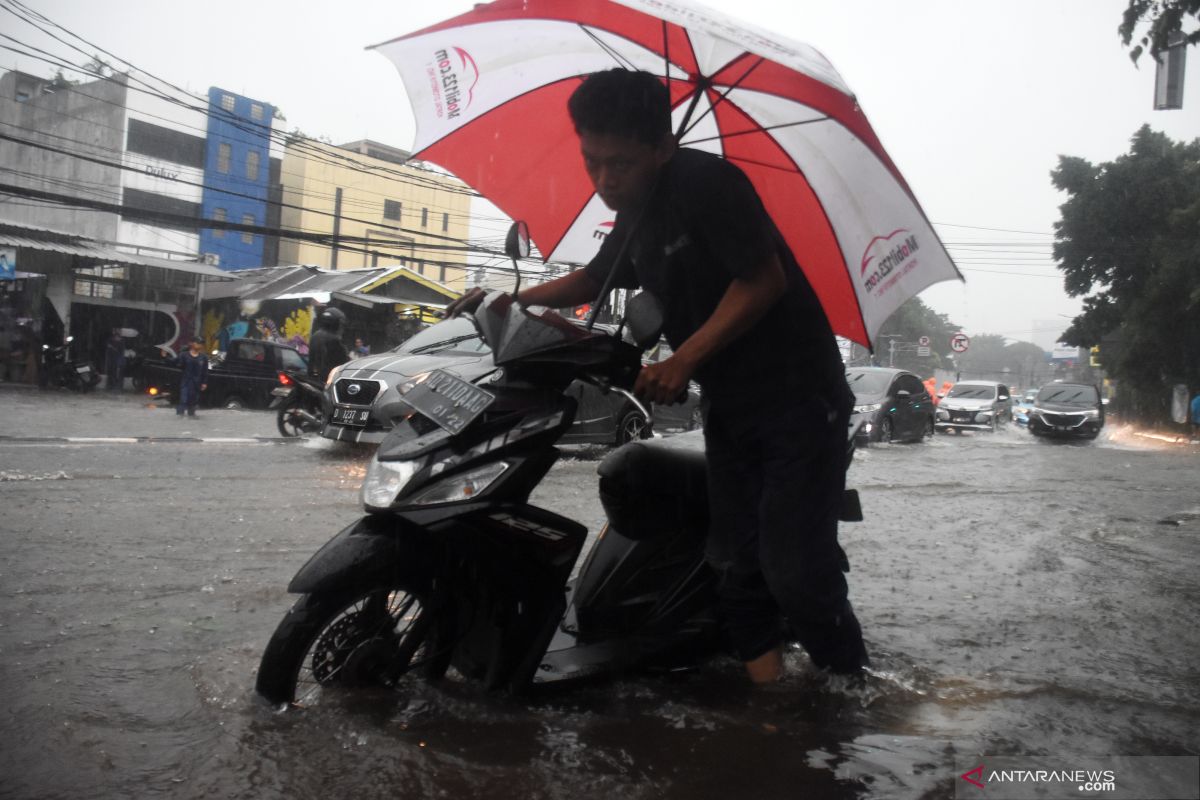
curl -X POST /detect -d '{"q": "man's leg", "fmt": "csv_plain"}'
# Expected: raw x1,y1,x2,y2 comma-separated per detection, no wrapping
758,396,868,674
704,404,786,682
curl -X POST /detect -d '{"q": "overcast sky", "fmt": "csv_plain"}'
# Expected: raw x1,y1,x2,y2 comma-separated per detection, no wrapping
8,0,1200,347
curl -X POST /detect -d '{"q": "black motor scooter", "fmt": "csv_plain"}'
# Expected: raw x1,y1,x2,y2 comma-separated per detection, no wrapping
256,222,862,706
271,369,327,437
40,335,100,392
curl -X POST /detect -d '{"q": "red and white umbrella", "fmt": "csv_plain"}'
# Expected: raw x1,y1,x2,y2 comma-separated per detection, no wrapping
370,0,961,348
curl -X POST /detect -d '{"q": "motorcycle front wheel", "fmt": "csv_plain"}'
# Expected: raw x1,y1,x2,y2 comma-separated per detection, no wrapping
256,583,450,707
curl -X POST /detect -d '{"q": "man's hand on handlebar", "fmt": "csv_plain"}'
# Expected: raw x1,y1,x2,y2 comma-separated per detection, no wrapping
634,355,695,406
443,287,488,318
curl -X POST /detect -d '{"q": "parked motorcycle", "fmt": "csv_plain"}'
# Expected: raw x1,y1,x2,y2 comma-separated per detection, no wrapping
40,336,101,392
271,369,327,437
256,222,863,706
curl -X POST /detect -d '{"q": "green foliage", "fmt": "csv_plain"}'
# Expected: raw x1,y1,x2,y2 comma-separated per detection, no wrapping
1052,126,1200,423
865,296,959,376
1119,0,1200,63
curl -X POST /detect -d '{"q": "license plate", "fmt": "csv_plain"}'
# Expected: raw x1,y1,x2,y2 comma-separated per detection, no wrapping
1055,425,1068,431
271,387,294,398
76,365,90,373
953,415,969,422
402,369,494,435
331,405,371,426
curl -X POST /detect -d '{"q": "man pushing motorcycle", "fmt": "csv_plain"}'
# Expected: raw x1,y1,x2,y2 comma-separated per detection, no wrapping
446,68,868,683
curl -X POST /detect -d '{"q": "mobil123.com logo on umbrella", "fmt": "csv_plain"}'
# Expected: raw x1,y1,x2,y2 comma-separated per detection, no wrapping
425,46,479,121
861,228,921,299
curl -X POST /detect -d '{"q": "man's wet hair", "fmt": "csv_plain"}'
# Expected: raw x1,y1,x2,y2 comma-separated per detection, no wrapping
568,69,671,145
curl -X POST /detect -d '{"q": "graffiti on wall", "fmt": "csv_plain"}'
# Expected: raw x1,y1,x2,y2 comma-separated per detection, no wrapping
200,300,314,355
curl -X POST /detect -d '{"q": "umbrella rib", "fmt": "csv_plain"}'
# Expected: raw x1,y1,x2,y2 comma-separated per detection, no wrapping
679,55,765,143
682,115,830,149
579,24,638,71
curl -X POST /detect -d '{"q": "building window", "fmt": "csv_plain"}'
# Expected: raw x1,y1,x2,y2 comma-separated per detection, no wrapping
442,212,449,232
245,150,260,181
221,94,235,112
241,213,255,244
383,200,401,221
213,207,227,238
217,142,231,174
250,103,264,121
421,208,428,227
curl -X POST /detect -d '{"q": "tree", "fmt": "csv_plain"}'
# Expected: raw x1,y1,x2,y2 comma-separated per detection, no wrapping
1119,0,1200,63
868,296,959,376
1052,126,1200,423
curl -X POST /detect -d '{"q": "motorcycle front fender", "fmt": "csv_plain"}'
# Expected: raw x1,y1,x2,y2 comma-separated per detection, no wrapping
286,514,444,596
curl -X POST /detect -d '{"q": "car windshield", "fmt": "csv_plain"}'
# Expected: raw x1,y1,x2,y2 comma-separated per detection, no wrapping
845,370,891,398
1036,384,1099,406
947,385,996,399
395,318,492,355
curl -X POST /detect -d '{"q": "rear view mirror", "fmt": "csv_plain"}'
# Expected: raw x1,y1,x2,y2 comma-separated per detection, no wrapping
505,221,531,260
624,292,665,349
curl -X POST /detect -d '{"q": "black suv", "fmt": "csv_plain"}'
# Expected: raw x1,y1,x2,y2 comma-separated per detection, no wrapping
1027,382,1105,440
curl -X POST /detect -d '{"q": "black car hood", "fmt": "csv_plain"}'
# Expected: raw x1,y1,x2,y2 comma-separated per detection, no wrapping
1035,400,1098,413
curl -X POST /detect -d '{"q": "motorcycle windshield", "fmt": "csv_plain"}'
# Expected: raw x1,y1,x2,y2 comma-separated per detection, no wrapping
475,292,605,366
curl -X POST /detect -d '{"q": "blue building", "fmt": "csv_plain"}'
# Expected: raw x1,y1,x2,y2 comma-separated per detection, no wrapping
199,88,281,270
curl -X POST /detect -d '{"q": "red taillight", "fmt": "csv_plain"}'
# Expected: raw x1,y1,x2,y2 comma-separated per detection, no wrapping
278,372,292,386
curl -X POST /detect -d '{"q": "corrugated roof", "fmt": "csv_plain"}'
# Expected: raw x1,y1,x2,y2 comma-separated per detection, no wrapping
0,219,231,279
204,264,458,303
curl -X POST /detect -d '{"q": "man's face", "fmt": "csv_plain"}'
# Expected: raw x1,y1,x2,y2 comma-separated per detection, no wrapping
579,131,673,213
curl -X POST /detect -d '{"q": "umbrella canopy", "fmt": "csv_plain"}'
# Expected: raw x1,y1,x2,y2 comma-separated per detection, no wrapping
371,0,962,348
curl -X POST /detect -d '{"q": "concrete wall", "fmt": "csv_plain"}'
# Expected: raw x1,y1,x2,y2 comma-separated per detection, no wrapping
0,71,125,240
277,140,471,290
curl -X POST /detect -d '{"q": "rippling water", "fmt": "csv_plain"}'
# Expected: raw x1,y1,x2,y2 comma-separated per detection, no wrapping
1,411,1197,799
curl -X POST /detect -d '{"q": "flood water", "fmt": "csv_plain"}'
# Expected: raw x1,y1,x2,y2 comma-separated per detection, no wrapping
1,391,1197,799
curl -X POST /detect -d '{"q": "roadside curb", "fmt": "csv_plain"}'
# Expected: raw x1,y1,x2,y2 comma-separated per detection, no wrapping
0,435,302,444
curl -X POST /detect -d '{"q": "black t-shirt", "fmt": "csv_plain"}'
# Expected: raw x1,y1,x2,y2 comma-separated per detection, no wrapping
585,148,847,408
308,328,349,382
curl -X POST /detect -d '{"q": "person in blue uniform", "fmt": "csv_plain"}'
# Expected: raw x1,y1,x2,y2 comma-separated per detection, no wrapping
161,337,208,416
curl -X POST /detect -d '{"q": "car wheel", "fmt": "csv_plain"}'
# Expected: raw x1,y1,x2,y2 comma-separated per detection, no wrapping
224,395,245,410
615,408,650,446
879,416,894,443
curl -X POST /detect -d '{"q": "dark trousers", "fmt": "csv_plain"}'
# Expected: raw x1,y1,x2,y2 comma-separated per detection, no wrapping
703,391,868,673
177,379,201,415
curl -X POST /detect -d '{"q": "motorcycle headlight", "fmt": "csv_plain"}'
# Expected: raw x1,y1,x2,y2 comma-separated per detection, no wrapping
361,459,421,509
407,461,509,506
854,403,881,414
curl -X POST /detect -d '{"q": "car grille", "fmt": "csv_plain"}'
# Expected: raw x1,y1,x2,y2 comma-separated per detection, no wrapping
1038,412,1084,427
334,378,382,405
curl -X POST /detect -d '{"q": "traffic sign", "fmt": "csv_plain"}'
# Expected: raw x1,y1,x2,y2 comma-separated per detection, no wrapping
917,346,931,357
918,335,930,347
950,333,970,353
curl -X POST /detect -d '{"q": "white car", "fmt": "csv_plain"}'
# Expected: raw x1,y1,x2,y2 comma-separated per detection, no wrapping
935,380,1013,433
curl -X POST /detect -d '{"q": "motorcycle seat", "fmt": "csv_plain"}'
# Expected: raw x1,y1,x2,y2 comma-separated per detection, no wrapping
597,436,709,540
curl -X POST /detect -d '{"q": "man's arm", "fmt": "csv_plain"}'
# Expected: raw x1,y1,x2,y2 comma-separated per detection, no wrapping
634,251,787,405
444,269,602,317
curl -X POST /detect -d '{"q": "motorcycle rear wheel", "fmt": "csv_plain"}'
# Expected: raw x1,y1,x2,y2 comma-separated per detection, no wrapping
276,398,313,437
256,583,449,707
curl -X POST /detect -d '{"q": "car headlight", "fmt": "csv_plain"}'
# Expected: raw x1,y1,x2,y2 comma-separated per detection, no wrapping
936,409,949,420
361,459,421,509
397,372,430,395
326,363,347,387
1081,408,1100,419
976,410,992,419
854,403,881,414
407,461,509,506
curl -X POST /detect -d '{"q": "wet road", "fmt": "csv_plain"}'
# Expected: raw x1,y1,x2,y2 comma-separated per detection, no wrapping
1,387,1198,799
